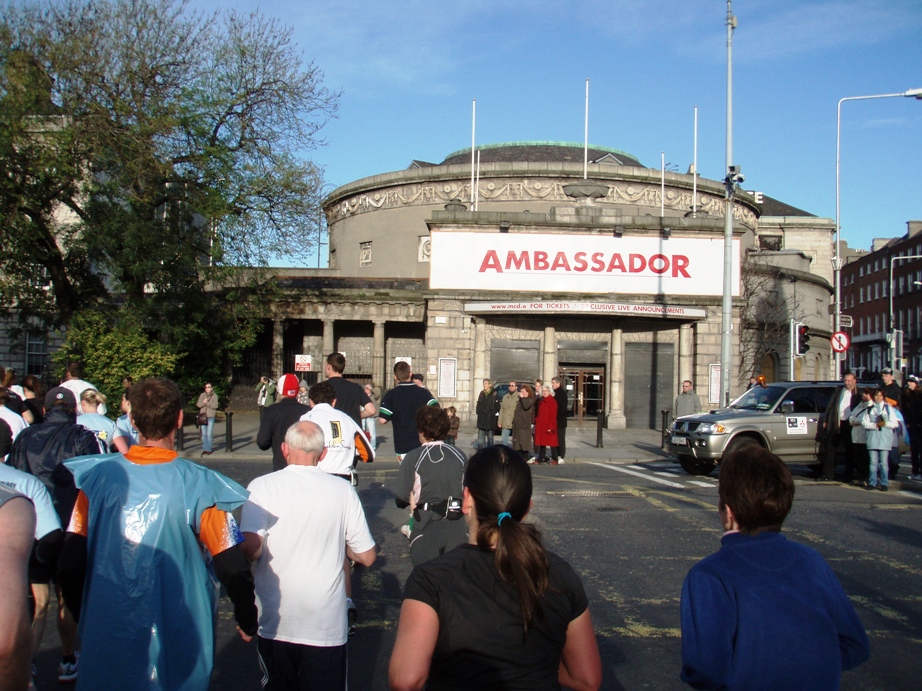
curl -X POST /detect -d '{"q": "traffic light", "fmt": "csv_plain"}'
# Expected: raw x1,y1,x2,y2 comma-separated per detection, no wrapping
797,324,810,355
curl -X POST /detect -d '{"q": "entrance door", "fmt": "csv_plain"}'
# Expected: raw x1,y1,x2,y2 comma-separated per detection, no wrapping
559,368,605,427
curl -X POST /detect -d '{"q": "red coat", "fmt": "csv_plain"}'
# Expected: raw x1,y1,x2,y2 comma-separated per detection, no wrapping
534,394,558,446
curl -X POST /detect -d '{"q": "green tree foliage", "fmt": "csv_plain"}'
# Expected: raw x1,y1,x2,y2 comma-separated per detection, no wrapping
0,0,337,386
52,310,181,410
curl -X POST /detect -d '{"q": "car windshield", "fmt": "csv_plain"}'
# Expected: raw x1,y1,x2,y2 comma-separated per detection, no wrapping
729,385,787,411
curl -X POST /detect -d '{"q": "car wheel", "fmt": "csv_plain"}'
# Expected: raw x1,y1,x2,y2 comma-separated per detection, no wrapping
679,457,718,476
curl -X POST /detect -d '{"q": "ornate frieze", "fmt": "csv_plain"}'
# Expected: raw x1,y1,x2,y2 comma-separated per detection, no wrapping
328,177,757,227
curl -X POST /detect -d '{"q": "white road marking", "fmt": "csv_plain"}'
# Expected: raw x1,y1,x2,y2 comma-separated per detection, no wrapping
588,462,685,488
899,491,922,500
688,481,717,488
654,472,680,477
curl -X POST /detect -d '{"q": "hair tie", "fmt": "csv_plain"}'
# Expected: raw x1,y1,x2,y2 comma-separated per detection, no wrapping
497,512,512,526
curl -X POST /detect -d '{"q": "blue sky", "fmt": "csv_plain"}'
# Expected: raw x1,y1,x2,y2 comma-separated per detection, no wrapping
198,0,921,265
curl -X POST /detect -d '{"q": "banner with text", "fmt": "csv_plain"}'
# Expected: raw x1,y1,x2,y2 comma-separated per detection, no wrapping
429,231,740,297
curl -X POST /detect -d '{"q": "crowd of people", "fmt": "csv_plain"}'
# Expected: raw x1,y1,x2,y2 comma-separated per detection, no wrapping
0,355,893,690
478,376,569,464
822,367,922,489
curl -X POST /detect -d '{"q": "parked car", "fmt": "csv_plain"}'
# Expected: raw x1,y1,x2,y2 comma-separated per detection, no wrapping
668,381,842,476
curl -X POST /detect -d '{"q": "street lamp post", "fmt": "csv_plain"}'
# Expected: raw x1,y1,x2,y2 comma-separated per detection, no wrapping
834,88,922,377
888,254,922,372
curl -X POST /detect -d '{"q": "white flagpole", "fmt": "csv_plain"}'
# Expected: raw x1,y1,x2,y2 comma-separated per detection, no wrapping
693,105,698,217
584,79,589,179
471,99,476,207
661,152,665,217
475,150,481,211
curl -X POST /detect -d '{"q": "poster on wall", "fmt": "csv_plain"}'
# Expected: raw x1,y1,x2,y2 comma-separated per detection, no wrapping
438,358,457,399
430,231,740,297
708,364,721,405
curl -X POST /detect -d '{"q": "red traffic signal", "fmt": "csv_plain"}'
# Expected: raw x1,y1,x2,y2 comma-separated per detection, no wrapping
797,324,810,355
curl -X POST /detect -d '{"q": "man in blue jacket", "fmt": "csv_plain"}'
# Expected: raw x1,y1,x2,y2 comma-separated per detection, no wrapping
680,446,869,690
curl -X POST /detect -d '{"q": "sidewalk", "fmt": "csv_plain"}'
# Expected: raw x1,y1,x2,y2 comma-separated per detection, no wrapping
178,413,671,464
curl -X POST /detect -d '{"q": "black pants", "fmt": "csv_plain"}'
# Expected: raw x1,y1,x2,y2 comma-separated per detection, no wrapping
839,422,856,481
854,444,869,483
558,425,567,458
537,445,559,462
910,424,922,476
257,637,347,691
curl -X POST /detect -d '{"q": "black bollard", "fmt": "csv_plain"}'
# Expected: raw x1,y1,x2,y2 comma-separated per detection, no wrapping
596,410,604,448
225,411,233,453
176,424,185,452
661,409,671,449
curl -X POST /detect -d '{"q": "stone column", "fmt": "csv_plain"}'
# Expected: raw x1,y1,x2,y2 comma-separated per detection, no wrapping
473,319,487,383
271,319,284,377
322,319,335,355
607,325,626,429
373,320,386,389
543,323,557,384
679,323,694,390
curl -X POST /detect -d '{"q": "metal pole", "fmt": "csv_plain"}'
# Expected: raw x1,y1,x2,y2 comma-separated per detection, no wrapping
835,88,922,378
584,79,589,180
470,100,476,206
692,105,698,217
660,152,665,217
720,0,736,408
889,255,922,372
225,411,234,453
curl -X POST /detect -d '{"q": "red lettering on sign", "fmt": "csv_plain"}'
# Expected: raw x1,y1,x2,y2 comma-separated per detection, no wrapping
479,250,502,273
629,254,646,272
673,255,690,277
506,251,531,270
534,251,549,270
606,253,626,272
591,252,605,272
574,252,588,271
649,254,669,274
551,252,571,271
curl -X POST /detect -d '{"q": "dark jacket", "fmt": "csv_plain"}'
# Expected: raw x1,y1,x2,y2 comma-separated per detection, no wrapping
554,385,568,428
256,397,311,471
903,387,922,427
819,386,858,447
475,389,498,430
512,396,536,453
8,406,102,525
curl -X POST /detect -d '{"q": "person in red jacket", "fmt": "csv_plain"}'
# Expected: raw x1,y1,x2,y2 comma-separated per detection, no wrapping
534,385,559,465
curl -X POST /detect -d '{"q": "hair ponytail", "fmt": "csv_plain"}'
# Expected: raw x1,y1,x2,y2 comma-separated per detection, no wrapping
466,446,549,634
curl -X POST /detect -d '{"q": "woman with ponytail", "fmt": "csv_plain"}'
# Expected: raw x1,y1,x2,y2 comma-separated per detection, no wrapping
389,445,602,691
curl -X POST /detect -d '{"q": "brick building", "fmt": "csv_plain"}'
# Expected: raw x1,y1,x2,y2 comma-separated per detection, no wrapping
842,220,922,379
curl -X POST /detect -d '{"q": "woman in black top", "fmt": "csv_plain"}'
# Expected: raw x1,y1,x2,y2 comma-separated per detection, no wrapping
389,445,602,691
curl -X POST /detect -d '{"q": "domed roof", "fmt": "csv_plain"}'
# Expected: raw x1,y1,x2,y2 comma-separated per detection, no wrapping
440,141,644,168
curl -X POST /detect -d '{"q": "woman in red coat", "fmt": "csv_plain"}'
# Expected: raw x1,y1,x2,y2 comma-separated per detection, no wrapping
534,385,559,464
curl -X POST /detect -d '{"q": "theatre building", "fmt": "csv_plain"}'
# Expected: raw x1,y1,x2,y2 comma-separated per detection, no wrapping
250,142,835,429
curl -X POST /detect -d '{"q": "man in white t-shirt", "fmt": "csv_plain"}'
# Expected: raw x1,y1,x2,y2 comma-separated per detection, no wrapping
240,421,376,690
59,362,106,415
301,381,375,479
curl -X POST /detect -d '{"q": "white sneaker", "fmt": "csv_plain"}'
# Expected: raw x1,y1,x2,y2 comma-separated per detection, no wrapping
400,523,411,539
557,458,565,464
58,652,79,682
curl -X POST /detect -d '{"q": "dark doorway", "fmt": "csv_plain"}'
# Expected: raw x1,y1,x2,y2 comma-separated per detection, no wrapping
624,343,675,429
558,367,605,427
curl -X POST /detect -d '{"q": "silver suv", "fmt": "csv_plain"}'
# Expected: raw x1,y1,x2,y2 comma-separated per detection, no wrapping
668,381,841,476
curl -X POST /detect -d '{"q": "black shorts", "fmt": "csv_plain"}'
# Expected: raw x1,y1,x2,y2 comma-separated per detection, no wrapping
257,636,347,691
29,547,55,584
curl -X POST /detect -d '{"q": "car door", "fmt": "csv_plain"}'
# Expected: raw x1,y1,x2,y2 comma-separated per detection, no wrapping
771,387,819,460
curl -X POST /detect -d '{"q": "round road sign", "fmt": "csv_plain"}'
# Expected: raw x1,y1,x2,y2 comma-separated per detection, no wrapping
830,331,850,353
